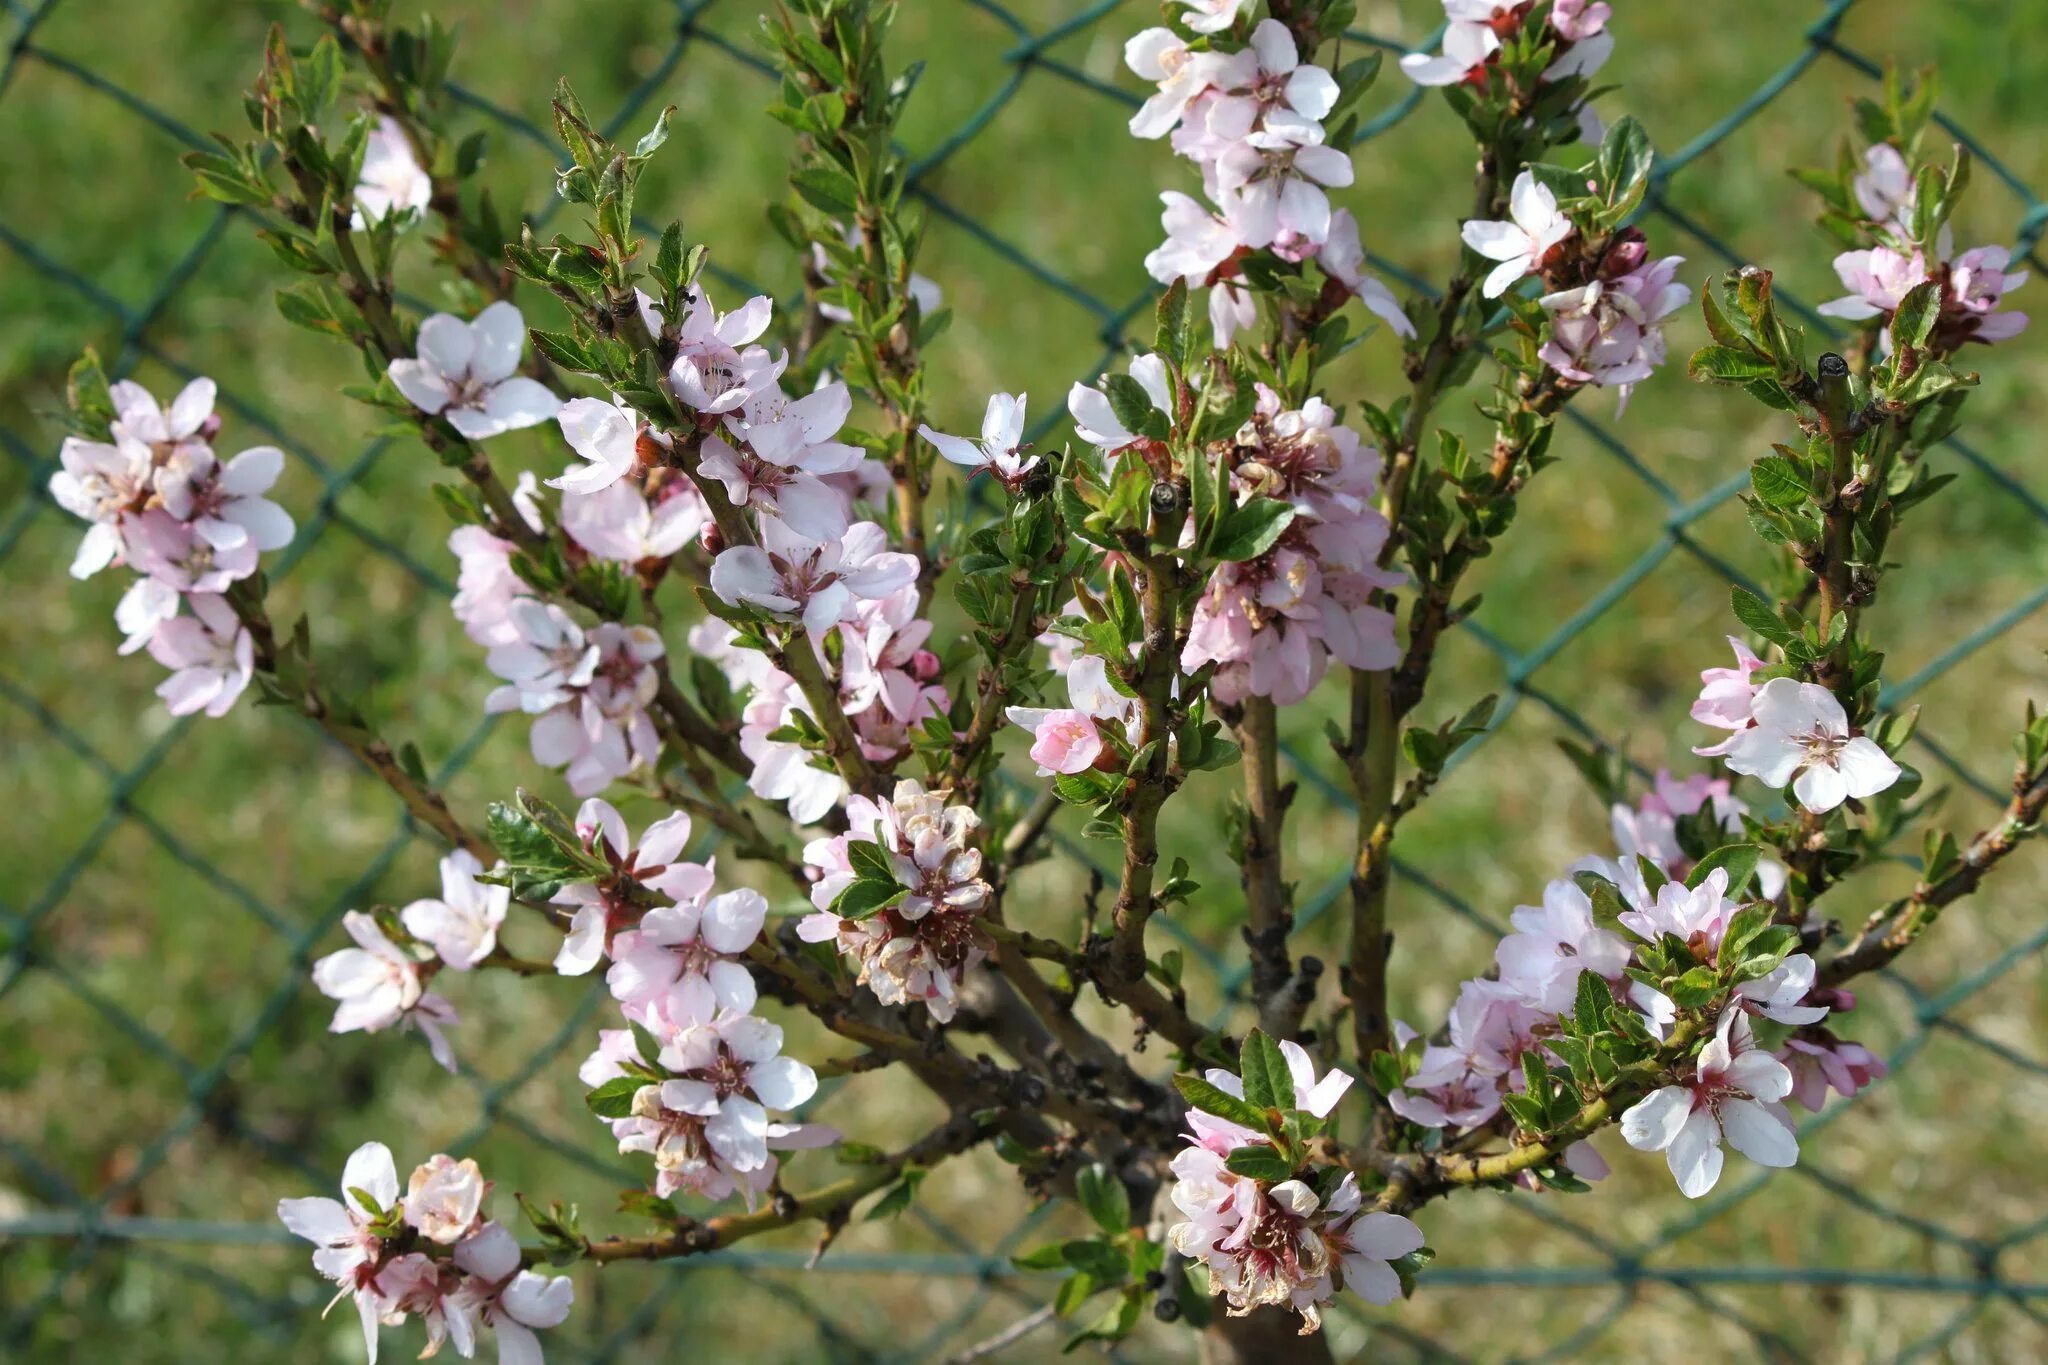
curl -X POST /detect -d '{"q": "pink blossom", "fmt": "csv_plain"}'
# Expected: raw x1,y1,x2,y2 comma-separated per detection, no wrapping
448,525,529,648
352,117,431,227
667,287,783,414
50,429,154,578
400,849,509,971
709,517,919,636
1721,677,1901,814
154,443,295,553
1317,209,1416,339
403,1153,486,1245
146,593,254,717
1621,1008,1798,1197
1463,170,1574,299
123,508,259,595
277,1141,401,1359
1852,142,1914,227
607,887,766,1018
1816,246,1930,322
1690,635,1767,756
311,911,460,1072
1782,1035,1888,1112
388,301,561,440
561,476,706,563
918,391,1039,486
1946,245,2030,344
450,1221,576,1363
1538,254,1691,410
550,394,648,495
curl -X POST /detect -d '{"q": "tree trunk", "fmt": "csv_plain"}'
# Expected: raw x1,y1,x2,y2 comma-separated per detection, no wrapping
1200,1307,1336,1365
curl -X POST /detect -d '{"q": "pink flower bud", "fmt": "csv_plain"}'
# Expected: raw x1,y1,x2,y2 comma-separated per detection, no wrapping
1027,710,1104,776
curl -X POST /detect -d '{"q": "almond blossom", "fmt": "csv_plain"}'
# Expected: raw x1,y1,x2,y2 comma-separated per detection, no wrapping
550,394,648,494
154,443,295,553
918,391,1039,486
50,427,156,577
400,849,510,972
561,475,706,564
449,1222,576,1365
1720,677,1901,813
277,1141,402,1358
1689,635,1766,755
1538,251,1692,410
1621,1007,1798,1198
404,1154,487,1244
353,116,432,227
709,518,919,636
1005,654,1138,774
606,887,766,1018
1781,1032,1889,1112
551,799,716,975
311,911,459,1072
1463,170,1574,299
146,593,255,717
389,301,561,440
798,781,994,1021
666,287,782,414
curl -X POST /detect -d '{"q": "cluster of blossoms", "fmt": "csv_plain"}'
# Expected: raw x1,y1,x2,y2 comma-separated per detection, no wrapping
1182,385,1404,703
1126,15,1410,345
279,1144,573,1364
311,849,511,1072
552,799,832,1205
1401,0,1613,138
1463,170,1691,409
1817,143,2029,348
50,376,295,717
1167,1039,1425,1331
798,780,995,1021
1689,641,1902,814
1385,768,1883,1198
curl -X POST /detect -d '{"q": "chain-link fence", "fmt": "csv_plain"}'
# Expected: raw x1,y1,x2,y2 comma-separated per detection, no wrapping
3,0,2046,1359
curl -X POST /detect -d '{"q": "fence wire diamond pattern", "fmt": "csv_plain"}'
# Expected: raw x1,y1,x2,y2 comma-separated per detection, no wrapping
2,0,2046,1359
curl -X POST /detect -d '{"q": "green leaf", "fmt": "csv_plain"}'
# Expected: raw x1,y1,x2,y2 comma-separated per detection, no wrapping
791,166,861,215
846,838,898,885
1075,1164,1131,1236
1011,1242,1072,1271
1208,499,1297,563
830,876,906,921
1730,586,1797,647
1573,970,1614,1034
1688,345,1777,384
864,1167,928,1221
584,1077,646,1119
1223,1145,1296,1182
1749,454,1809,509
1101,374,1170,443
1172,1074,1267,1131
1685,843,1762,897
1236,1029,1292,1114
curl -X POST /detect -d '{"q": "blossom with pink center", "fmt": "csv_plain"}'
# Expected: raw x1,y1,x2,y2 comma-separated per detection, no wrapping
551,799,716,975
1816,245,1930,322
1538,255,1692,411
1201,21,1339,152
403,1153,487,1245
388,301,561,440
1313,1175,1427,1311
1006,654,1137,774
667,287,783,414
606,887,766,1017
709,517,919,636
1734,951,1830,1027
1690,635,1767,755
720,380,864,475
1621,1007,1799,1197
1781,1034,1889,1112
1213,136,1354,251
1463,170,1575,299
154,443,295,553
1945,245,2030,344
277,1141,402,1359
450,1221,576,1364
1386,983,1543,1129
654,1009,821,1175
352,116,431,227
1494,877,1632,1014
123,507,260,595
146,593,254,717
1721,677,1901,814
311,911,460,1072
697,432,851,540
918,391,1039,486
50,428,156,578
400,849,509,972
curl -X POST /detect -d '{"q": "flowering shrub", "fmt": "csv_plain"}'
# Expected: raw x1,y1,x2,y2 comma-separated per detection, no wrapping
46,2,2047,1359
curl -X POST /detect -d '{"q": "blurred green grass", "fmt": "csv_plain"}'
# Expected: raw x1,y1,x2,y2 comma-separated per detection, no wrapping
3,0,2047,1360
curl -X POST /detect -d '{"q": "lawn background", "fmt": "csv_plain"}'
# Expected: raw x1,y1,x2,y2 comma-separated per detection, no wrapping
3,0,2048,1359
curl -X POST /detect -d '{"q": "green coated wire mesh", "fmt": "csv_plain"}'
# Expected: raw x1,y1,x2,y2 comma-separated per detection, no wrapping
2,0,2046,1359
